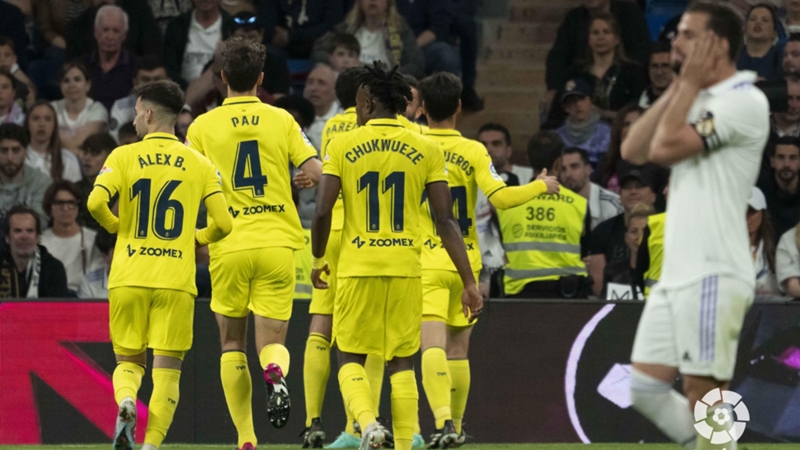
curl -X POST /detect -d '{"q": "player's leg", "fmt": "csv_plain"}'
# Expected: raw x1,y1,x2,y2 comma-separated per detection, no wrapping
303,313,332,447
446,325,472,443
142,289,195,450
210,251,258,448
630,286,696,450
109,287,149,450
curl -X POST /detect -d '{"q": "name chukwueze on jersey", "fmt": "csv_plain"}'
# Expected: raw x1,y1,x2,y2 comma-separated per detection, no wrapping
345,139,425,164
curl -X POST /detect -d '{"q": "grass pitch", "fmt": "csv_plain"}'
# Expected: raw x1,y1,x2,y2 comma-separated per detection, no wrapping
0,445,796,450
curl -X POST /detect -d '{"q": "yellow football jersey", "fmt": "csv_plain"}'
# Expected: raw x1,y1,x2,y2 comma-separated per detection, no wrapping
94,132,223,295
397,115,429,135
419,129,506,272
321,107,358,231
323,118,448,277
186,96,317,255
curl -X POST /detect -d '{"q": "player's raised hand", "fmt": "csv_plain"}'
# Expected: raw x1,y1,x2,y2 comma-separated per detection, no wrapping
462,283,484,323
293,171,316,189
311,264,330,289
536,168,560,195
681,31,720,89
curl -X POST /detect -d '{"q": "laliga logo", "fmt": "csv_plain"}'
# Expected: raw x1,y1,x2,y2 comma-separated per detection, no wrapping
693,388,750,445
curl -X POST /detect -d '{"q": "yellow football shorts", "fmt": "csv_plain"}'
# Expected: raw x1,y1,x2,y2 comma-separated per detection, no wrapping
309,229,342,315
109,286,194,356
422,269,480,327
210,247,295,320
333,276,422,360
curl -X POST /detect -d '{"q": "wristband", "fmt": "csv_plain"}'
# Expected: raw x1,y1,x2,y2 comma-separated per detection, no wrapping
312,256,326,269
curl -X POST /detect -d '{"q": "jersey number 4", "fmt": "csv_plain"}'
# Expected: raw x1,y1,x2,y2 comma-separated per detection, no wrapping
359,171,405,232
421,186,472,236
233,140,268,197
131,179,184,240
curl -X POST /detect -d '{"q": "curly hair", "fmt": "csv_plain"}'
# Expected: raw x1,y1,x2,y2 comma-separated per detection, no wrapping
356,62,412,115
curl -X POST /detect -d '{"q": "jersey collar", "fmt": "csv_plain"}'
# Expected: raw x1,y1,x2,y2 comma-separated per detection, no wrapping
222,96,260,105
425,128,461,137
344,107,356,115
143,132,179,141
706,71,757,97
366,118,403,128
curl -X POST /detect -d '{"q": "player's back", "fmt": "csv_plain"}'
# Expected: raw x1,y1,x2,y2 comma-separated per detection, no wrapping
323,118,447,278
322,107,358,231
420,130,505,273
187,98,317,255
98,133,223,295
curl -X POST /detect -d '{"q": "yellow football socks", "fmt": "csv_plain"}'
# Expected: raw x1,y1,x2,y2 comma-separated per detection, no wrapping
113,362,144,405
364,354,385,414
304,333,331,427
259,343,290,375
390,370,418,450
220,351,257,447
144,368,181,448
422,348,452,429
339,363,376,429
448,359,470,434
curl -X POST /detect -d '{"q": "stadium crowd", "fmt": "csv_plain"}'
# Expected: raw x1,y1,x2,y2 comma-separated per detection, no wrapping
0,0,798,303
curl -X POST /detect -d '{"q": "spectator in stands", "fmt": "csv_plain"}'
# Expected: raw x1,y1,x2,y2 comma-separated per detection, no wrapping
738,3,783,82
587,169,656,296
149,0,193,33
78,227,114,298
67,0,162,60
0,2,28,70
327,33,362,72
771,76,800,137
51,62,109,154
639,41,673,109
312,0,425,78
0,37,36,107
273,95,316,130
785,0,800,36
304,63,340,150
226,12,291,95
36,0,90,55
175,107,193,143
258,0,344,59
543,0,650,119
41,181,101,295
81,5,138,112
777,219,800,298
403,74,423,122
118,122,139,145
24,101,82,183
450,0,483,112
559,146,622,231
600,202,654,298
76,132,115,230
556,78,612,165
0,205,67,298
0,70,24,126
760,136,800,238
784,34,800,76
477,123,533,184
109,56,168,143
747,186,781,298
395,0,457,75
0,124,51,222
596,104,643,193
164,0,231,89
575,13,646,120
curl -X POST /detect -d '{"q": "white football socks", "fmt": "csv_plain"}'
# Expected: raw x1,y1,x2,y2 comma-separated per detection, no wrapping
630,368,697,450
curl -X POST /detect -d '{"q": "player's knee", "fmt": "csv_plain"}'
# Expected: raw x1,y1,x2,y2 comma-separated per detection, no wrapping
630,368,671,413
114,345,147,364
387,356,414,375
682,376,724,409
153,349,186,370
309,314,333,337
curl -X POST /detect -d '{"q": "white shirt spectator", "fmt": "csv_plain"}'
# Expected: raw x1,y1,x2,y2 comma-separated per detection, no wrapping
50,99,108,141
181,11,222,83
307,101,341,151
356,27,391,68
0,102,25,125
40,227,102,292
108,94,136,143
25,145,82,183
589,182,623,231
777,227,800,294
660,71,770,289
753,239,781,297
78,266,109,299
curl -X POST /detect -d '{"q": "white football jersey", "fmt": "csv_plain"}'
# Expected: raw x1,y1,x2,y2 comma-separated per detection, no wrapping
660,71,769,289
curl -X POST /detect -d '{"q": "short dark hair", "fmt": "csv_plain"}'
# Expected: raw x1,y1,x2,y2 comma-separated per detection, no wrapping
134,54,166,77
119,122,137,141
0,35,14,53
0,68,15,89
94,227,117,254
774,135,800,152
43,180,82,219
789,33,800,44
329,33,360,55
527,131,564,172
4,204,42,237
221,36,266,93
562,146,591,166
418,72,462,122
135,80,185,117
60,61,91,83
0,123,29,148
478,123,511,146
81,132,117,155
651,40,671,55
356,62,412,115
686,0,744,62
273,95,316,129
402,74,418,89
336,66,368,109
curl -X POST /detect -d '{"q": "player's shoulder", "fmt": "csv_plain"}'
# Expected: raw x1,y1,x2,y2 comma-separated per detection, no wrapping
709,72,769,112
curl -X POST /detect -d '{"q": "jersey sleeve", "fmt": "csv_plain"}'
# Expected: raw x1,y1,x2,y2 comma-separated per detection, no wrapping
691,89,770,154
287,115,319,168
424,141,448,185
93,149,123,197
323,137,342,178
473,147,507,197
185,121,204,156
201,155,224,201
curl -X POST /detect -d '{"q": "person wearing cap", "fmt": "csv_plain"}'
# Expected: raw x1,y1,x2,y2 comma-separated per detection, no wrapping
555,78,612,166
587,168,656,297
747,186,782,299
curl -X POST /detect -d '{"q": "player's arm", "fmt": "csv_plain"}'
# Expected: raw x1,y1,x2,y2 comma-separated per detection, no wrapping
196,192,233,245
310,174,341,289
427,180,483,321
488,169,559,210
87,152,122,233
299,157,323,185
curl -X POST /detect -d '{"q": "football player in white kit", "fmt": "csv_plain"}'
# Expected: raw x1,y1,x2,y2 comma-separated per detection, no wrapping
621,2,769,449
